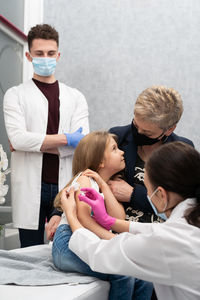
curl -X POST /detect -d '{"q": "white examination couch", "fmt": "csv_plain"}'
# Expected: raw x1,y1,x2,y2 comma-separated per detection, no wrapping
0,244,109,300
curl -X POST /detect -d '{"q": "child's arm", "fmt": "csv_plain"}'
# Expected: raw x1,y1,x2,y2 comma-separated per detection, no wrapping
75,175,115,240
82,170,125,220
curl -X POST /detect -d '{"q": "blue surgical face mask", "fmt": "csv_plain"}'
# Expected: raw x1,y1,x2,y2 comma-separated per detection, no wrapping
147,187,167,220
31,56,57,76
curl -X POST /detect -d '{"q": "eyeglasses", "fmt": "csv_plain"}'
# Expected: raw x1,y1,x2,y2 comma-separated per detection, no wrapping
133,119,165,139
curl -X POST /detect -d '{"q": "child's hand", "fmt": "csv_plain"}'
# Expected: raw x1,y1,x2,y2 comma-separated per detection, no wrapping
82,169,106,189
45,215,61,240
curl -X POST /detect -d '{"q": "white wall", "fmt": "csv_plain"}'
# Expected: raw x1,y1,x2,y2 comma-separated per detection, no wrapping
44,0,200,150
0,0,24,31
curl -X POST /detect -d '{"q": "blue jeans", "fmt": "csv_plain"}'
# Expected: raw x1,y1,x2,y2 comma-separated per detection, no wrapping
19,182,58,247
52,224,153,300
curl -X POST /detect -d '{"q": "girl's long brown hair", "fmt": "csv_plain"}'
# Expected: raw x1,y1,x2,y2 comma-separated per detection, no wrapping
54,131,117,210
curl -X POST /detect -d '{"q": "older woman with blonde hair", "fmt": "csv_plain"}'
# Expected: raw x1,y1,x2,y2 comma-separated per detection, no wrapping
108,86,194,223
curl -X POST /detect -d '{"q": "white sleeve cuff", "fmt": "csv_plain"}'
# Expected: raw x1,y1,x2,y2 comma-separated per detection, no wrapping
58,145,74,158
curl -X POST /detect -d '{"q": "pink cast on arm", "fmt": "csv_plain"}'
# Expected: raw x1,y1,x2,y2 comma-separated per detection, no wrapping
78,187,116,230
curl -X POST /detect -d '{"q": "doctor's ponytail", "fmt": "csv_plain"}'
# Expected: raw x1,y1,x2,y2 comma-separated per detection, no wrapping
185,186,200,228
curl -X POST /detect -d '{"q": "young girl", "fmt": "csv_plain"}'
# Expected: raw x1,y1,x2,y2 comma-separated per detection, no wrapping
52,131,153,300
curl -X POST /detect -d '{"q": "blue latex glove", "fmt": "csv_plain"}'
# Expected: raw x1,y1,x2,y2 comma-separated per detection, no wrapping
64,127,84,148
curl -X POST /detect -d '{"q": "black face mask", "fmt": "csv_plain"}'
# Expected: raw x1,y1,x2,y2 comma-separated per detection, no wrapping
132,122,168,146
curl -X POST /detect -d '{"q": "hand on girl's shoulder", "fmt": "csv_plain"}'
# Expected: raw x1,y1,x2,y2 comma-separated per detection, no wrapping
76,173,92,189
82,169,106,188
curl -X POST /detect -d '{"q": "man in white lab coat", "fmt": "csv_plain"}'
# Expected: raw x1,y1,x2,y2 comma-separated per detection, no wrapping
3,24,89,247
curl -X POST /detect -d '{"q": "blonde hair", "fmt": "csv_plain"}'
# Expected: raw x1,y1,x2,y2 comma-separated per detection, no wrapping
54,131,117,210
134,86,183,130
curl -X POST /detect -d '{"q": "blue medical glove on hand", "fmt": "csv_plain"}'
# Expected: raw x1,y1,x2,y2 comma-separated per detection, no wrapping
65,127,84,148
78,187,116,230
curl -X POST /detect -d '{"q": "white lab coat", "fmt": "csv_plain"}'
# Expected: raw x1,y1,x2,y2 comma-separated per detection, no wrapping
3,79,89,229
69,198,200,300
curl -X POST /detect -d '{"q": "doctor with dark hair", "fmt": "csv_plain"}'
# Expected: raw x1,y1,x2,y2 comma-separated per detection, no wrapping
61,141,200,300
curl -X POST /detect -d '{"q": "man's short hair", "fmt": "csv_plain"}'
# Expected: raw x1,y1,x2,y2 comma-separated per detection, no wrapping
27,24,59,50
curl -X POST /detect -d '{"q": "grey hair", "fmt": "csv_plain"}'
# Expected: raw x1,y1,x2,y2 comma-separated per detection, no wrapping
134,86,183,130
